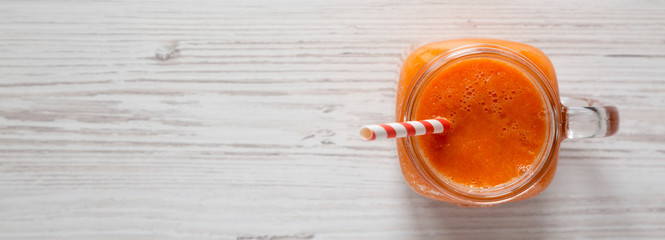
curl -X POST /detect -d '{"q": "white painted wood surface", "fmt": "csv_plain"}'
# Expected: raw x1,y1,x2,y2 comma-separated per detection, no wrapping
1,0,664,239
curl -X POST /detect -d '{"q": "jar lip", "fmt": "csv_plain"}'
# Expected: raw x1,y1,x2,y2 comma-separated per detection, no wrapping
400,44,562,205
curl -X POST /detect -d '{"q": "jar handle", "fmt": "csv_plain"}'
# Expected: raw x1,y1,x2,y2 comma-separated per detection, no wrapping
562,97,619,139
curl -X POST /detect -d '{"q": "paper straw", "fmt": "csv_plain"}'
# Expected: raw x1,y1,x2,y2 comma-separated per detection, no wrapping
360,118,451,141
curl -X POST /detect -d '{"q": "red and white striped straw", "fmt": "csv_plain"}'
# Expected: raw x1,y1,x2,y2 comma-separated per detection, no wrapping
360,118,451,141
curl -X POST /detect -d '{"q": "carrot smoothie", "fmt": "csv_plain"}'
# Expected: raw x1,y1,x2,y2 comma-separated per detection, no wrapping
396,39,561,205
384,38,620,206
414,58,548,189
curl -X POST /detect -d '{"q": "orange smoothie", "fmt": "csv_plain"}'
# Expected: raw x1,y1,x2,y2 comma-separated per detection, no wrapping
414,58,548,189
396,39,561,205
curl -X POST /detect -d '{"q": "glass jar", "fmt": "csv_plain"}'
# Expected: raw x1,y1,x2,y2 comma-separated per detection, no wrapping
396,39,619,207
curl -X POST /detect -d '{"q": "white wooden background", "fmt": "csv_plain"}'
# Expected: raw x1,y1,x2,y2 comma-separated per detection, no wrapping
1,0,664,239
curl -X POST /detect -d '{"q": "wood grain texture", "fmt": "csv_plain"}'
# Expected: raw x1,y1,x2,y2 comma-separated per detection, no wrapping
1,0,665,239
